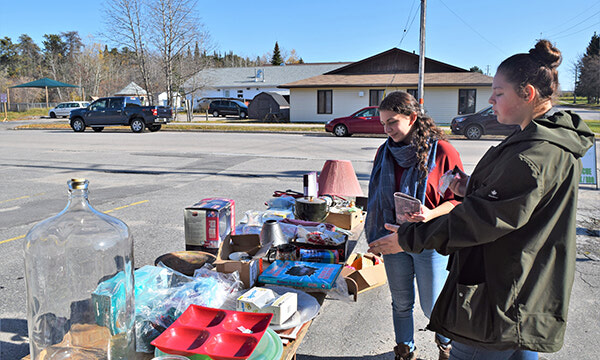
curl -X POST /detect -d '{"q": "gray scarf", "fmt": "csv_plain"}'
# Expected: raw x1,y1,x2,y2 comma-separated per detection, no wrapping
366,138,438,243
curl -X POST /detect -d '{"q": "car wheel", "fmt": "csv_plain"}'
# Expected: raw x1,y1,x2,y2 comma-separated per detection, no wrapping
239,111,247,119
148,124,161,132
130,118,145,133
71,118,86,132
92,127,104,132
465,124,483,140
212,110,219,117
49,112,56,118
333,124,349,137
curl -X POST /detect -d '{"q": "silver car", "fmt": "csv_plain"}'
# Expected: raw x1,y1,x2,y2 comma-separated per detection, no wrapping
48,101,90,118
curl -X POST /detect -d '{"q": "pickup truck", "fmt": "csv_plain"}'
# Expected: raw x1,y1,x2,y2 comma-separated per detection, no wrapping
69,96,173,133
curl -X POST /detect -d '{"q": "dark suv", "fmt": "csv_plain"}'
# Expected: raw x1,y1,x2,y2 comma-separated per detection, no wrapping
208,100,248,119
451,106,519,139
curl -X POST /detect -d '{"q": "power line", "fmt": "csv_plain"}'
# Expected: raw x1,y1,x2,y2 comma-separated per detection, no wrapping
552,19,600,40
396,0,420,48
435,0,506,55
388,0,421,91
542,1,600,38
544,9,600,39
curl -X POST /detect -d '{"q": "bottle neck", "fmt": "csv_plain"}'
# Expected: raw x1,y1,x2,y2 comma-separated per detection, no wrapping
67,188,90,210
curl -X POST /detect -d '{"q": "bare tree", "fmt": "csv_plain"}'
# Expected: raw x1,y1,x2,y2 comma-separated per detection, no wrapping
102,0,154,103
149,0,208,107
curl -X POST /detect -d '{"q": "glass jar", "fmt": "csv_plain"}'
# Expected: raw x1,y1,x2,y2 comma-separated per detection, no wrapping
24,179,135,359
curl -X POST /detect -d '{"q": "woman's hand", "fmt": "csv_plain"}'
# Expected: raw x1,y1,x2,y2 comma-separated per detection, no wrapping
405,205,433,223
448,168,470,197
368,223,404,255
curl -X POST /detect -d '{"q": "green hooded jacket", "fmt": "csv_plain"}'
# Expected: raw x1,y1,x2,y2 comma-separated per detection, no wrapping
397,111,595,352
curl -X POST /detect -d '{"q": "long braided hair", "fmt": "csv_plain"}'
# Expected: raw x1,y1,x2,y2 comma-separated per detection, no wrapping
378,91,446,178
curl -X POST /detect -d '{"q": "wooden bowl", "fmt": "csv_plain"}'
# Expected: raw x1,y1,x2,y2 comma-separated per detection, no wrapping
154,251,217,276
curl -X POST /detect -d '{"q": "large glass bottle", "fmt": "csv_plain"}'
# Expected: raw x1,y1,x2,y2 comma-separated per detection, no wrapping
24,179,135,359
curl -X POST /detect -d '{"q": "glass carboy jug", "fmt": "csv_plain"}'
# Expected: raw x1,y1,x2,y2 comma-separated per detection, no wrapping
24,179,135,359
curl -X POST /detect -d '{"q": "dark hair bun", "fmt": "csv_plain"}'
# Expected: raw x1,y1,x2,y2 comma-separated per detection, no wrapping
529,40,562,69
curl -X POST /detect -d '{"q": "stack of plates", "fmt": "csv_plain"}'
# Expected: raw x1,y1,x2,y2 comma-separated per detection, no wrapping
153,328,283,360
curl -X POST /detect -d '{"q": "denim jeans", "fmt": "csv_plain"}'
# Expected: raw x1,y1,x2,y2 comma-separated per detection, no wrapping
450,341,538,360
383,249,450,351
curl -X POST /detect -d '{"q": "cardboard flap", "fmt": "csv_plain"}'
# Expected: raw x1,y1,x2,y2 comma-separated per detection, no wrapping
340,266,354,278
355,265,386,287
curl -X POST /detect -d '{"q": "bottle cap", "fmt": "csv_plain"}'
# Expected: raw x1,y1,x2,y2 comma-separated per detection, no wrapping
69,178,88,190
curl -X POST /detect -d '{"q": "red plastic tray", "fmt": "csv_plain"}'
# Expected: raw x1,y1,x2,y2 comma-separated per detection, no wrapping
151,304,273,360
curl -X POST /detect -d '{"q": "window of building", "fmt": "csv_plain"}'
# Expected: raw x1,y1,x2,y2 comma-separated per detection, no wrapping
369,89,385,106
317,90,332,114
458,89,476,115
237,90,244,98
407,89,418,99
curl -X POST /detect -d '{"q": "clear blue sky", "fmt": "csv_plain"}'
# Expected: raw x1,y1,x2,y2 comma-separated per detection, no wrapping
2,0,599,90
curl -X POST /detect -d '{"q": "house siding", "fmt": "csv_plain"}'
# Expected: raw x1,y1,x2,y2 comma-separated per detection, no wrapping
290,86,492,125
193,87,286,102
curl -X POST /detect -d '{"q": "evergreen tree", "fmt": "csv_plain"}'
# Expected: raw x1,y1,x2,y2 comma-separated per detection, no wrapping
271,41,283,65
194,42,200,61
469,66,483,74
0,37,19,76
584,32,600,57
17,34,41,78
576,33,600,103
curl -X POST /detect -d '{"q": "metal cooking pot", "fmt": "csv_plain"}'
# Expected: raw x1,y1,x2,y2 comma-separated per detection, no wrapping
294,197,329,222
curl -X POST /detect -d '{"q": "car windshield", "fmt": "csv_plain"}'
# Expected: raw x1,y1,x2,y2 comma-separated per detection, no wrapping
232,100,246,107
356,108,377,117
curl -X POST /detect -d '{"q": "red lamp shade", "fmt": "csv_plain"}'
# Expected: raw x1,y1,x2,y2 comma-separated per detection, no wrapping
318,160,364,197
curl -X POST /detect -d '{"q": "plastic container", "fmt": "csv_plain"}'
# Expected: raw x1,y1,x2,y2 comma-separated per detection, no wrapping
151,305,272,360
154,328,283,360
24,179,135,359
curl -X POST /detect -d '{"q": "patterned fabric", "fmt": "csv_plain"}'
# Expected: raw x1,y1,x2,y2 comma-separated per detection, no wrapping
366,138,437,243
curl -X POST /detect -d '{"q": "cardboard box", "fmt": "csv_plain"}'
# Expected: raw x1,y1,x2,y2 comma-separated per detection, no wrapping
237,287,277,312
266,292,297,325
91,272,127,335
291,234,348,263
184,198,235,251
237,288,297,325
324,209,362,230
215,234,263,288
340,253,387,301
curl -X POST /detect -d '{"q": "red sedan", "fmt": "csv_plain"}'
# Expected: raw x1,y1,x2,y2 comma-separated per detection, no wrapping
325,106,384,137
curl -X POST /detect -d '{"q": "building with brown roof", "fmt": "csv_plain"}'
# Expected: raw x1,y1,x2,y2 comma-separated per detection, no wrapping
279,48,493,124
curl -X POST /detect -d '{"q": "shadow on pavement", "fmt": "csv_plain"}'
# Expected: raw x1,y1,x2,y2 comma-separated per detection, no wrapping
0,317,29,359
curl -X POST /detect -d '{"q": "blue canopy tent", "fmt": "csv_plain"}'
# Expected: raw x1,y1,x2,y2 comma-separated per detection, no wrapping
9,77,79,109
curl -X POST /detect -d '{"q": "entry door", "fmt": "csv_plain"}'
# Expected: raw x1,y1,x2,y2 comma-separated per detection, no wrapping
104,98,124,124
351,108,381,133
85,99,109,125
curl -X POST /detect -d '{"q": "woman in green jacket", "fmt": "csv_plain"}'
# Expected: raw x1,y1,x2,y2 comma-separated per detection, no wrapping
368,39,595,360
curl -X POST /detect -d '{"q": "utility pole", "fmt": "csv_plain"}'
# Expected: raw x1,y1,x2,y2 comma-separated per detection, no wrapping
417,0,427,112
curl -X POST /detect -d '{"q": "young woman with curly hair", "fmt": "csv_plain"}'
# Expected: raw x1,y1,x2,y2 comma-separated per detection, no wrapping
365,90,464,360
369,40,595,360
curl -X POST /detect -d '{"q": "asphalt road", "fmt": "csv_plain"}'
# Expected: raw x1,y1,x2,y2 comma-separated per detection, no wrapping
0,127,598,360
